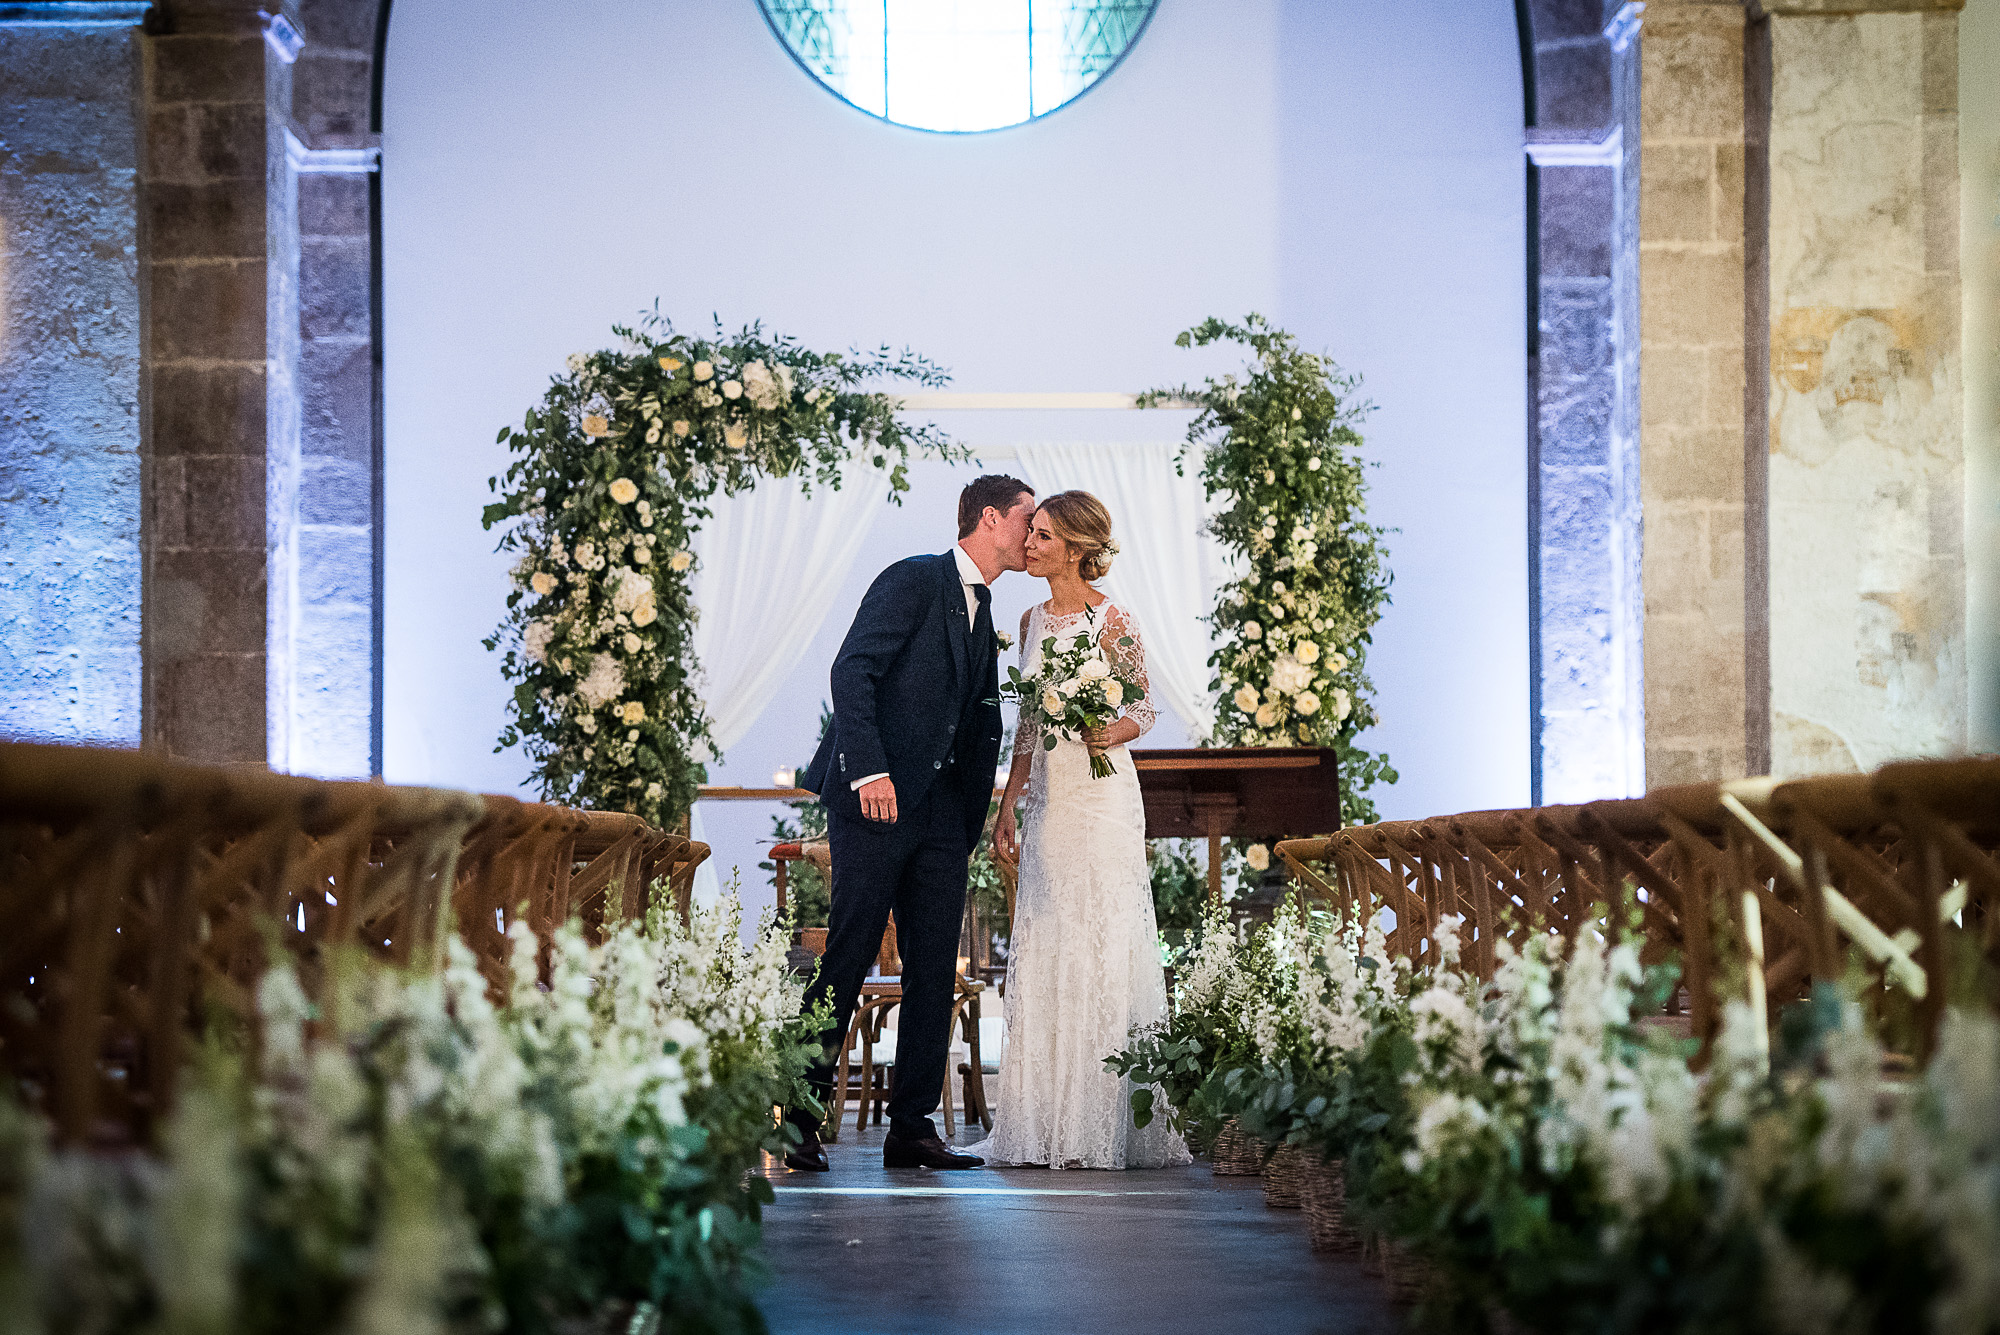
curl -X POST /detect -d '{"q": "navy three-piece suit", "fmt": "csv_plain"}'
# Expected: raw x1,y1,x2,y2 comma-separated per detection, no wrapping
795,550,1002,1140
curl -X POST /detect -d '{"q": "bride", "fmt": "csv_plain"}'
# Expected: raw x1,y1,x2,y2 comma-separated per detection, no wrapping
973,491,1189,1170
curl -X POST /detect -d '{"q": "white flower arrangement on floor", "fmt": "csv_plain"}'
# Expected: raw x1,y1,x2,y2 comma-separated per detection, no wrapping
1111,902,2000,1333
484,311,968,826
0,891,817,1335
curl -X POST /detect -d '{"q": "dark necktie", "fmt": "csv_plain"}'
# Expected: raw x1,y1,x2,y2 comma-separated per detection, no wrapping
971,582,993,645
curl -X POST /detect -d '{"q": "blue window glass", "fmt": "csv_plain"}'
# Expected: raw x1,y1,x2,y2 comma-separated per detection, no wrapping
761,0,1158,133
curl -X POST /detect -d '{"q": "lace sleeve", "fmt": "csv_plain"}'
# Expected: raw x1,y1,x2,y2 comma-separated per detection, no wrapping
1101,604,1156,738
1012,606,1040,763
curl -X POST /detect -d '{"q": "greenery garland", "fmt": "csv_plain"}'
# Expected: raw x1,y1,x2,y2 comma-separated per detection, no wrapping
1141,314,1397,827
483,310,965,827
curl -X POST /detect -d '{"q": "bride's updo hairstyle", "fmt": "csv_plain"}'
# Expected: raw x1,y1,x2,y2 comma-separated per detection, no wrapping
1038,490,1119,582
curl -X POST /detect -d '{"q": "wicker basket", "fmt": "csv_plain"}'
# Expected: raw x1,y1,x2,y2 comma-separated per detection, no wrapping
1299,1155,1359,1253
1261,1141,1305,1208
1369,1237,1437,1305
1209,1118,1268,1176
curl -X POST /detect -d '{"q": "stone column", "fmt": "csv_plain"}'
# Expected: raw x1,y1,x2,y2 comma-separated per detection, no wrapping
1751,0,1967,775
143,0,303,763
1639,0,1754,783
0,4,150,746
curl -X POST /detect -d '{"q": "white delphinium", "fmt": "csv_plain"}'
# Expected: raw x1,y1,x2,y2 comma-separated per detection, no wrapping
1409,1091,1494,1173
1174,907,1245,1014
146,1076,242,1335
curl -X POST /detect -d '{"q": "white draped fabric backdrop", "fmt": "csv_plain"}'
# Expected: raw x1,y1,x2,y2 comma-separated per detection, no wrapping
686,443,1225,904
688,467,884,902
1012,441,1227,741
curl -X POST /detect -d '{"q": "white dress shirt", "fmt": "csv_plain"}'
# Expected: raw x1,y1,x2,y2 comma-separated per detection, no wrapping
851,544,987,791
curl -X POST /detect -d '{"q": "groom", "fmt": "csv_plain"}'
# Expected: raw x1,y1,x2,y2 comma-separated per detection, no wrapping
785,474,1036,1171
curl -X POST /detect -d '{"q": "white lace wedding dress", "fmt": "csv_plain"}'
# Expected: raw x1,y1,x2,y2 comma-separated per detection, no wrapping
968,600,1190,1170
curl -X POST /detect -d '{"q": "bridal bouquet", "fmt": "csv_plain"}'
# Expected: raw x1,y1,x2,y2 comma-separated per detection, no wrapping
1003,607,1146,778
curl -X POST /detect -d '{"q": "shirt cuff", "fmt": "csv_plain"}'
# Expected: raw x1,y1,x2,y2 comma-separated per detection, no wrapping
850,772,891,791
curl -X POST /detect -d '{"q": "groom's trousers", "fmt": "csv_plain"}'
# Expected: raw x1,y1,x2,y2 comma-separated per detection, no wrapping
792,763,970,1143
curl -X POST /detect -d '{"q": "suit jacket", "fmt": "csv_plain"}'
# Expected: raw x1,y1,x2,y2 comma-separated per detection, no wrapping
801,551,1000,853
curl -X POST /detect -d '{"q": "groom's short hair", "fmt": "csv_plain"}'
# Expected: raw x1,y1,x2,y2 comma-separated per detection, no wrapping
957,475,1034,538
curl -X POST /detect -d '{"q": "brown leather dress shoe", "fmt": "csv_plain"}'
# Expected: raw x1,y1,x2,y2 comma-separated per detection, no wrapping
783,1124,829,1172
882,1132,985,1170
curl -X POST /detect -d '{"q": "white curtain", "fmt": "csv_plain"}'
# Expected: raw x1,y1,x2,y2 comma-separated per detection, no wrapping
689,468,884,905
1012,441,1225,739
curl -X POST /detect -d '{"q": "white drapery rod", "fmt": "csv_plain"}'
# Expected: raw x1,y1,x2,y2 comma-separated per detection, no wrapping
892,392,1197,411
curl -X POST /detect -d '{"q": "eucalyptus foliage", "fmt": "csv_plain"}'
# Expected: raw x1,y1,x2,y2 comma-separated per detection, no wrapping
484,311,965,827
1141,314,1396,825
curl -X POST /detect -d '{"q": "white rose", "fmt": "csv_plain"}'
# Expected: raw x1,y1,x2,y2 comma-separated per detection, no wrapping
632,600,658,627
620,700,646,725
724,423,749,450
578,713,597,735
1272,581,1287,596
722,380,743,400
1270,654,1312,697
623,632,642,653
581,413,611,438
1079,658,1111,680
1233,685,1260,713
1329,652,1349,673
1295,640,1320,665
1243,621,1263,641
1296,690,1321,717
668,550,693,572
530,571,556,597
672,419,691,437
1104,679,1124,707
1058,678,1081,697
609,477,639,505
633,545,652,565
1255,703,1277,728
1308,456,1322,472
1332,687,1352,721
577,653,626,708
692,361,714,381
1244,843,1271,871
1041,688,1063,715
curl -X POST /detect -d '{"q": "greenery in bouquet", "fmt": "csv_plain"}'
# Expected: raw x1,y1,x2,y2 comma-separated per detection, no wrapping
1,890,821,1335
483,310,967,829
1001,604,1148,780
1141,314,1396,826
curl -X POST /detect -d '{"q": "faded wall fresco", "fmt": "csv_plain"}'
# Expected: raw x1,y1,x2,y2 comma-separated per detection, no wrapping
1766,13,1966,775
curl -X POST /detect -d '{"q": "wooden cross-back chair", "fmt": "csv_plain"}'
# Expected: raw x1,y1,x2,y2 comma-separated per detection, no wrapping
0,743,484,1145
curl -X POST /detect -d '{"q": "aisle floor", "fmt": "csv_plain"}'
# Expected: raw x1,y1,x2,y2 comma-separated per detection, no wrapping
756,1124,1405,1335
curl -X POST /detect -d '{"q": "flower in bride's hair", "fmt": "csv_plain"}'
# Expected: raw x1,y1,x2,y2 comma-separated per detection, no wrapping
692,361,714,382
581,413,612,438
1296,690,1321,717
1233,685,1260,713
1243,621,1263,641
608,477,639,505
1244,843,1271,871
1104,679,1124,707
1040,687,1062,715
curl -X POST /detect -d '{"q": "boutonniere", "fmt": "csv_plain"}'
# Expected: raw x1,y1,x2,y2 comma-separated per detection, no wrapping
996,630,1014,652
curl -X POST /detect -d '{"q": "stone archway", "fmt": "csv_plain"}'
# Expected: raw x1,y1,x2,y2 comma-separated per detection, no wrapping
1517,0,1646,805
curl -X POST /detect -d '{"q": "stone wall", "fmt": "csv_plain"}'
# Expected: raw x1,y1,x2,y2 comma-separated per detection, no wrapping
0,16,145,746
1528,0,1648,803
1760,6,1966,774
1968,0,2000,752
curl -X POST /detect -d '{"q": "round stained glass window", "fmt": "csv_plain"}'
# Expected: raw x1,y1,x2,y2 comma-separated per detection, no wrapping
759,1,1159,133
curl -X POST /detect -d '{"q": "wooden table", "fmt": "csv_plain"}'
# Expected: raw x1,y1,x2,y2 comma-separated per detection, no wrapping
1132,748,1343,906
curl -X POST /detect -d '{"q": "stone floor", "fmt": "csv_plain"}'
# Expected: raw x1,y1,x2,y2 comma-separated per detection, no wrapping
756,1123,1405,1335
